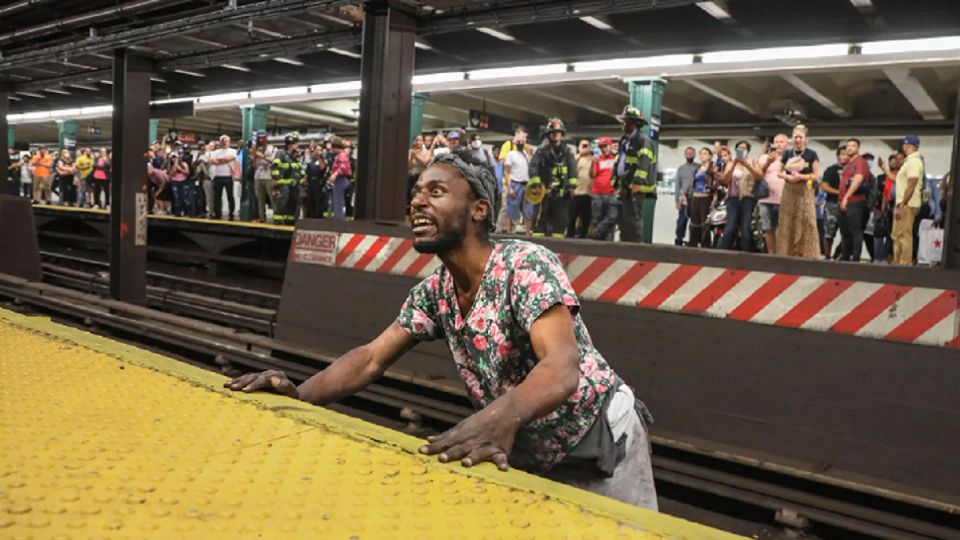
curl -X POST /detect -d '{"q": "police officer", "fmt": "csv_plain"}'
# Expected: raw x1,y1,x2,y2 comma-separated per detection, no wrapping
529,118,577,237
614,106,657,243
271,132,303,225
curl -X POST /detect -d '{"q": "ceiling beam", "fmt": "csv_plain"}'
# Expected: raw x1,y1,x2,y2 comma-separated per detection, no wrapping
781,73,851,118
523,87,618,120
882,67,945,120
684,79,760,116
661,92,700,121
460,90,581,123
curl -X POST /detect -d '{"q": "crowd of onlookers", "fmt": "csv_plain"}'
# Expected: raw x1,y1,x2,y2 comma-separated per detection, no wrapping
9,119,951,266
666,128,948,265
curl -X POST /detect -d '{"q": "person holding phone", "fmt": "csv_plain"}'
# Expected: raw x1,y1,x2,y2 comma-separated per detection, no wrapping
716,142,764,251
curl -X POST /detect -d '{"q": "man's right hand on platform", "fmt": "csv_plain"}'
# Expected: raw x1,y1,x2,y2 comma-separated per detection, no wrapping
224,370,300,399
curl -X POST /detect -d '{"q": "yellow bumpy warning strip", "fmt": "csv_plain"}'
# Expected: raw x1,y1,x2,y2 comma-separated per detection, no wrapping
0,309,740,539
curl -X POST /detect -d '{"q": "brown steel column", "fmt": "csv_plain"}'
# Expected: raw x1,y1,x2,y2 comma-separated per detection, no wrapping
110,49,152,304
355,0,415,221
0,87,9,195
943,84,960,270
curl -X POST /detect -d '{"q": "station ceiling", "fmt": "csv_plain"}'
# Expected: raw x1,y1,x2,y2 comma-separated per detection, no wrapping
3,0,959,144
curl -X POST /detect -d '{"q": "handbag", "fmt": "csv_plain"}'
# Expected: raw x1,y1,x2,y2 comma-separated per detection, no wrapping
752,177,770,199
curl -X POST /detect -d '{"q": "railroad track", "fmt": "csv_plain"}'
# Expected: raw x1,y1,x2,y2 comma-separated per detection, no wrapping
12,256,960,540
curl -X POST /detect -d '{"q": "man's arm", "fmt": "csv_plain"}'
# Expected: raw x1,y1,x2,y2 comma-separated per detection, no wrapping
842,171,864,210
224,322,416,403
419,304,579,470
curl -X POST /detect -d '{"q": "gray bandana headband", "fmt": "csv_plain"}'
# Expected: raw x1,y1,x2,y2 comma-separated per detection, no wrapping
429,152,497,230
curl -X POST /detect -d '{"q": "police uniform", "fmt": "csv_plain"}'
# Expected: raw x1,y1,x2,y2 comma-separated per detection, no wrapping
271,134,304,225
614,107,657,243
529,119,578,237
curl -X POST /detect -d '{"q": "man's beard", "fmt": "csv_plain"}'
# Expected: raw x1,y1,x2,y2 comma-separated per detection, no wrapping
413,218,467,254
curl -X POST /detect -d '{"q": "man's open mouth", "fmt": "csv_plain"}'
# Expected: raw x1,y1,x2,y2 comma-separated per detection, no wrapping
411,215,437,235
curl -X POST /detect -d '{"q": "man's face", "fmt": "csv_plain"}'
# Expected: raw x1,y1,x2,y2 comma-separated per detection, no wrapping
846,140,860,158
409,164,478,254
514,130,527,145
684,147,695,161
579,141,591,155
774,135,788,152
221,137,230,148
623,120,637,134
600,144,611,156
549,132,562,145
424,135,434,147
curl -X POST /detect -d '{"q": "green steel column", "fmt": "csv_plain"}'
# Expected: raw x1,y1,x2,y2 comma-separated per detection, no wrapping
57,120,78,150
147,118,159,145
241,105,269,142
7,126,14,148
410,93,426,145
240,105,269,221
626,77,666,244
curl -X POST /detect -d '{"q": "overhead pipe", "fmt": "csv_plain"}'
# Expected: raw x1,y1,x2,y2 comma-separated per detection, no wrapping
0,0,191,46
0,0,57,18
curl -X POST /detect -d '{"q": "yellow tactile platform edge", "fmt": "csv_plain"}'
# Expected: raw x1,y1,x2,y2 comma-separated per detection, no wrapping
0,308,740,539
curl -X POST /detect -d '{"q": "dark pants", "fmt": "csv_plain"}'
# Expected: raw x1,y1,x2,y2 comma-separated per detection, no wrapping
344,179,355,218
566,194,592,238
305,178,330,218
675,203,688,246
272,181,299,225
332,176,351,220
719,197,756,252
58,176,76,205
590,194,618,241
212,176,235,219
619,191,655,243
171,180,195,217
92,180,109,208
688,196,711,248
534,189,569,237
839,200,866,262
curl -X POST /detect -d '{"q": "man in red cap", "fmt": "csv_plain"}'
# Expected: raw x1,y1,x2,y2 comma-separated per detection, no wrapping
590,137,618,240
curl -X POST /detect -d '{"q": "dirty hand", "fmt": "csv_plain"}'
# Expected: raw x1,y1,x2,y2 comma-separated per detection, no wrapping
224,370,299,399
419,405,518,471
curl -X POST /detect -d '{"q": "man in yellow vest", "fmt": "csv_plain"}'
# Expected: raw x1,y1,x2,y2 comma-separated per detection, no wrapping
614,106,657,243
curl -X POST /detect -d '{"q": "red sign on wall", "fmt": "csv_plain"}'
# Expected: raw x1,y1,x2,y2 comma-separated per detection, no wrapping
178,130,199,144
289,230,339,266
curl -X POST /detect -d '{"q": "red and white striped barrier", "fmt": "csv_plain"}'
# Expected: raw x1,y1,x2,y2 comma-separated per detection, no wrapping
296,231,960,350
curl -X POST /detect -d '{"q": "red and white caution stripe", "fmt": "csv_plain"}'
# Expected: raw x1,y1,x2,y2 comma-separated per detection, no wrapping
328,233,960,349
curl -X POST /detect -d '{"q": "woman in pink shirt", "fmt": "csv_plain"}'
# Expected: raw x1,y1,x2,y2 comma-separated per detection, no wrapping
327,136,352,219
757,133,788,254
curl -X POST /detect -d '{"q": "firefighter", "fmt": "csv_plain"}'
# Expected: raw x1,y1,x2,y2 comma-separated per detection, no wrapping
529,118,577,237
271,132,304,225
614,106,657,243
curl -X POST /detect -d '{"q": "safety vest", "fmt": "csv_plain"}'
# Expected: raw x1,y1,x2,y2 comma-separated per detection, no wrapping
270,149,303,185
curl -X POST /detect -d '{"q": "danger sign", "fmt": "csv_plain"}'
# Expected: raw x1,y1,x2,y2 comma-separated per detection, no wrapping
289,230,339,266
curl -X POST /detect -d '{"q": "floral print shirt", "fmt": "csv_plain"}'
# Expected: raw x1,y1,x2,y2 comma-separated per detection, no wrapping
396,240,617,472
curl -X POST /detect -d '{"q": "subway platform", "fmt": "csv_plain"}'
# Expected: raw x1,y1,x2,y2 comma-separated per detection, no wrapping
0,308,736,539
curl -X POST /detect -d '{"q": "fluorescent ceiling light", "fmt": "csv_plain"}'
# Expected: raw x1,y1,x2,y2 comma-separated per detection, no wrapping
222,64,251,72
21,111,51,120
80,105,113,115
468,63,567,80
476,27,516,42
309,80,361,93
7,113,24,121
7,96,21,101
151,76,166,83
412,72,465,85
572,54,695,72
250,86,308,98
696,1,732,20
849,0,873,7
99,80,113,85
274,57,305,66
69,84,100,91
151,97,197,105
702,43,848,63
174,69,206,78
327,48,361,59
45,88,72,95
579,16,613,31
414,41,434,51
49,108,82,117
16,91,45,98
860,36,960,55
198,91,249,104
